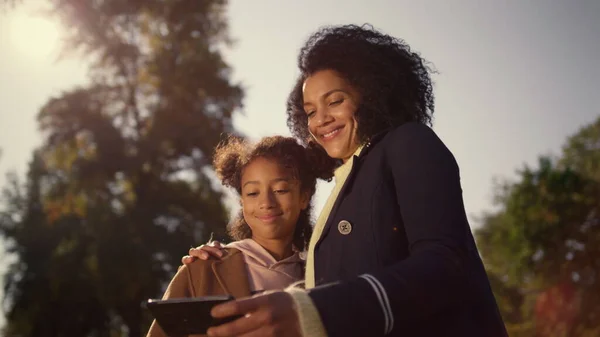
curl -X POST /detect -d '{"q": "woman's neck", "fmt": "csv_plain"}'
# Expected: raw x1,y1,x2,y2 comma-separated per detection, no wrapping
341,144,363,163
251,236,294,261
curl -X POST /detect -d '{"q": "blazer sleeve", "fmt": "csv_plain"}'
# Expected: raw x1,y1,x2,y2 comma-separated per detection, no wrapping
307,122,472,336
146,265,195,337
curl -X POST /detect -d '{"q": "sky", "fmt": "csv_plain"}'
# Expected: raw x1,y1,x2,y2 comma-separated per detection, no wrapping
1,0,599,328
221,0,600,220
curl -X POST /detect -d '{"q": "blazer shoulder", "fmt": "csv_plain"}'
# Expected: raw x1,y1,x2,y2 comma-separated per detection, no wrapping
382,122,451,153
385,122,437,143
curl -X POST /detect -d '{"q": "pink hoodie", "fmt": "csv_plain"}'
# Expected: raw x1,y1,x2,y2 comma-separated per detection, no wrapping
226,239,305,292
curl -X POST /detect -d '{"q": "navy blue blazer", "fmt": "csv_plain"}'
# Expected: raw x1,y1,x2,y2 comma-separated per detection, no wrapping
307,123,507,337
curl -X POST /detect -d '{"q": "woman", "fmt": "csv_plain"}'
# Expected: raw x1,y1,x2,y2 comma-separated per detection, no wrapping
147,136,327,337
188,24,508,337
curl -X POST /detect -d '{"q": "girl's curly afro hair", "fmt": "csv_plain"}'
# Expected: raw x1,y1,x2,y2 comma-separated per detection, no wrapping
213,135,330,251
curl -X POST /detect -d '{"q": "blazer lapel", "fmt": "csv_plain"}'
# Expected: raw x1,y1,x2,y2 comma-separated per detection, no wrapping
315,157,360,249
314,130,392,250
211,249,252,299
315,128,393,248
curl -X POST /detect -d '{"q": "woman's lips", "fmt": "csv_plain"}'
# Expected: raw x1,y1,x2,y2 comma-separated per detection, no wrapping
321,126,344,141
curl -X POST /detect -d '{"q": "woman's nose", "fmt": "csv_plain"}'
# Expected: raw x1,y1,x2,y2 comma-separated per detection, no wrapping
310,107,334,129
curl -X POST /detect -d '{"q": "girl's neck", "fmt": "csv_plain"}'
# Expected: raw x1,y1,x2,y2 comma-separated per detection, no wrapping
251,236,294,261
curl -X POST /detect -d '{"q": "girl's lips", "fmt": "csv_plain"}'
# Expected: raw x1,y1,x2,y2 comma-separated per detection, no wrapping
257,214,282,223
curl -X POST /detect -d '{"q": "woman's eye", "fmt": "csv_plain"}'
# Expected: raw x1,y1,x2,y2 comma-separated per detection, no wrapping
329,99,343,106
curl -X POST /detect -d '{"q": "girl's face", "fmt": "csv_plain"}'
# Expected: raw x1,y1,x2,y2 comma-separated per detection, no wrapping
303,69,361,162
240,157,309,246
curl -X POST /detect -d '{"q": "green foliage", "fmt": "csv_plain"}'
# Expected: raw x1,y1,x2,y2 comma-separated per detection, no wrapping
477,124,600,336
560,117,600,182
0,1,241,336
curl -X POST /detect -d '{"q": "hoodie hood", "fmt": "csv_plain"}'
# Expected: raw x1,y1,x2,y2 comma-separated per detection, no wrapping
226,239,305,292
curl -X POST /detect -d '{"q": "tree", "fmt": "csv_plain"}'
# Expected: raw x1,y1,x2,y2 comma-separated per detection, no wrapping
560,116,600,182
1,153,111,336
0,1,242,336
477,152,600,335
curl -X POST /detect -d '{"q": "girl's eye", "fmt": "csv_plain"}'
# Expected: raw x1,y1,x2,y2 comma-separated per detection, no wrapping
274,189,290,194
306,110,316,118
246,192,258,197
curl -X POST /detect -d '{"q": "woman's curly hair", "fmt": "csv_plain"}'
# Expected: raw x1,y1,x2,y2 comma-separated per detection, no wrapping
287,24,436,175
213,135,327,251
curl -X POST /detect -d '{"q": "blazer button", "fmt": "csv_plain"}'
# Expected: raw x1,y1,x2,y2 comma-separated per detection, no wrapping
338,220,352,235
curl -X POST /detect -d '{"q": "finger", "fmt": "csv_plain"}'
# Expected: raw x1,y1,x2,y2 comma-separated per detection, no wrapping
204,245,225,257
235,325,291,337
188,248,210,260
234,308,292,337
191,245,223,258
206,312,267,337
235,327,275,337
211,296,267,318
181,255,196,265
208,293,298,337
208,240,224,248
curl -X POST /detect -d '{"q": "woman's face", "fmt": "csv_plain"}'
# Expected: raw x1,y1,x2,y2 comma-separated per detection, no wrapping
240,157,309,246
303,69,361,162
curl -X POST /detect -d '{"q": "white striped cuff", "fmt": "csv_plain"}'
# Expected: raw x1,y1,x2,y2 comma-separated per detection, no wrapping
360,274,394,335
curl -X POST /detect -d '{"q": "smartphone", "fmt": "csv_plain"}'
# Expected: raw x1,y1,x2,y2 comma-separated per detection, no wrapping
146,295,242,335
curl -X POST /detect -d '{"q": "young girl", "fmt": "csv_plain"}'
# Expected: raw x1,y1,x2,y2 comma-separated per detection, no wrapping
146,135,326,337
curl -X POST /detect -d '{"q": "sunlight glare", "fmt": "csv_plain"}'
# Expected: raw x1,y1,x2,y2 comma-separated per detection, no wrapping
8,9,62,61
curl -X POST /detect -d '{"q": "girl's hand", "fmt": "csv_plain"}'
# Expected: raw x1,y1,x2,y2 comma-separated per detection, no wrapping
181,240,226,264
